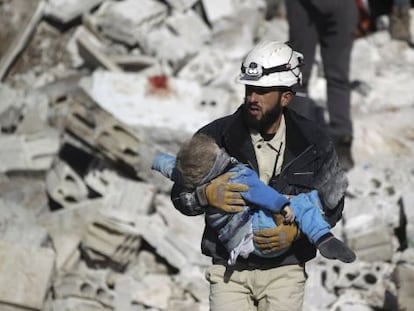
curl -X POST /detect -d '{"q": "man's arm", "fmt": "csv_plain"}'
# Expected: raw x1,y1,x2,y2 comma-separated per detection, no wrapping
171,183,205,216
313,141,348,227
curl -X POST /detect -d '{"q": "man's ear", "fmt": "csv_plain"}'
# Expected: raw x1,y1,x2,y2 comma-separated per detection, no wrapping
281,91,294,107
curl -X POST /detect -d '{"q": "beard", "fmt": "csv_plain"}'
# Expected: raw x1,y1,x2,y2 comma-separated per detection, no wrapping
242,98,283,133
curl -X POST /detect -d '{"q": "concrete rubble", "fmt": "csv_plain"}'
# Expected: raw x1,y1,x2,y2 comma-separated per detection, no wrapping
0,0,414,310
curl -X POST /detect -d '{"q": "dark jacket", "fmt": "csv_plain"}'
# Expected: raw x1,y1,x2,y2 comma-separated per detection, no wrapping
171,105,348,268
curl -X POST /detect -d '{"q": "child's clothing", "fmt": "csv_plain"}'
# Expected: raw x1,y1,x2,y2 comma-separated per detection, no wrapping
152,152,331,265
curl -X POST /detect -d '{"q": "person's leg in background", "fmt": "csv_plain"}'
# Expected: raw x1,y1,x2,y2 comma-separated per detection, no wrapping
318,0,358,171
285,0,322,123
390,0,412,43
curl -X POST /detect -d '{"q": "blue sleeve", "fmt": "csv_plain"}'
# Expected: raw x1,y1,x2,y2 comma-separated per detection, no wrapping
229,165,289,212
151,152,177,181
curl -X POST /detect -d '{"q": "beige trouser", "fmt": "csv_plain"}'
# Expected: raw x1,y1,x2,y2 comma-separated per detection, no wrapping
205,264,306,311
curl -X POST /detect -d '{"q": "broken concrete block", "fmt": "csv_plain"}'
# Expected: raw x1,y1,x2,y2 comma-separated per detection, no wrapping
0,132,59,172
154,195,210,267
85,168,156,224
38,199,103,238
130,274,173,310
0,85,25,130
394,264,414,310
50,232,81,272
201,0,235,24
54,269,115,309
142,25,198,70
0,240,55,311
45,0,103,25
165,10,211,48
0,198,49,247
326,261,393,293
81,216,142,269
210,17,256,61
175,266,209,304
45,159,89,207
0,105,23,133
164,0,199,11
177,49,226,85
303,261,338,310
89,0,168,46
73,26,122,72
64,89,142,174
127,250,169,280
51,297,112,311
135,214,189,270
345,214,396,262
0,174,48,215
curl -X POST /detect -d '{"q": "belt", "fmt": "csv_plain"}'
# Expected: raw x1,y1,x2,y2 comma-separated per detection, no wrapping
212,254,301,271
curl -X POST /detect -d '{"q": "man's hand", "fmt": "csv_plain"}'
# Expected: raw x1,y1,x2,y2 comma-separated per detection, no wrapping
202,172,248,213
254,214,299,253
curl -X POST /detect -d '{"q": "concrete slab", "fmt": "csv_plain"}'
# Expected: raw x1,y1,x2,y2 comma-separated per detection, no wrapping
0,132,59,172
45,0,103,25
0,240,55,310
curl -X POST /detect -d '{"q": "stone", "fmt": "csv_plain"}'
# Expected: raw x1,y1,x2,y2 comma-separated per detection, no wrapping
89,0,167,46
81,216,142,269
54,269,115,308
85,169,156,224
64,89,142,175
74,26,122,72
0,132,59,173
0,240,55,310
394,264,414,311
45,159,89,207
45,0,103,25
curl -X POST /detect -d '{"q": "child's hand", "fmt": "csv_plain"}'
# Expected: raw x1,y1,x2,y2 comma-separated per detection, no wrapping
280,205,295,224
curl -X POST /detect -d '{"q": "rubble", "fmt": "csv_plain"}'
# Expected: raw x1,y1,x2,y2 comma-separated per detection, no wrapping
0,1,413,310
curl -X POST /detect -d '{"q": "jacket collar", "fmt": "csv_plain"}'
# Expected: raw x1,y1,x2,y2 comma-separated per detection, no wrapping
221,105,322,173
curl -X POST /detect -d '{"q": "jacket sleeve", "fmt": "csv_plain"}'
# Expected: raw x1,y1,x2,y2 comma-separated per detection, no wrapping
170,182,205,216
233,167,289,212
314,140,348,228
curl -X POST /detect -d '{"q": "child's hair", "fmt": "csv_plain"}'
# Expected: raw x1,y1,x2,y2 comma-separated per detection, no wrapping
176,134,219,189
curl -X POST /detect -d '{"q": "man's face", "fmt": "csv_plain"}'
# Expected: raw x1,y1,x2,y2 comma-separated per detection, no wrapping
243,85,285,133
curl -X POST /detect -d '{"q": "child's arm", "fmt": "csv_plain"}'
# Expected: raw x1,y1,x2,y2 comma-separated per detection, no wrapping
233,166,289,212
151,152,177,180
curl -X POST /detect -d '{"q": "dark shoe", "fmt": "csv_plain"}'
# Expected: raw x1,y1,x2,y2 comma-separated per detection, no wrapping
334,136,354,172
316,233,356,263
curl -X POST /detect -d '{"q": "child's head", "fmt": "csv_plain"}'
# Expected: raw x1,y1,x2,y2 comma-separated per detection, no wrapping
176,134,219,189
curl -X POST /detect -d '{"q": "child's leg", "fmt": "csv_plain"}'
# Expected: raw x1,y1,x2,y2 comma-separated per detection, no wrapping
290,191,356,263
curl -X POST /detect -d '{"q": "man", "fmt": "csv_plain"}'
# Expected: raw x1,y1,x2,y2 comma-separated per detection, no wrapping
285,0,359,171
171,41,348,311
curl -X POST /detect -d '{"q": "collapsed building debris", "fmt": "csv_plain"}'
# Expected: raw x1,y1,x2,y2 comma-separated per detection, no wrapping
0,0,414,310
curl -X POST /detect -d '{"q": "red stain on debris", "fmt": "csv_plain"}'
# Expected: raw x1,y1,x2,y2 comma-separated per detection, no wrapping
147,75,172,96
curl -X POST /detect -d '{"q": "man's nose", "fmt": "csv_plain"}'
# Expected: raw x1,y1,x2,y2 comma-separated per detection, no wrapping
247,91,259,102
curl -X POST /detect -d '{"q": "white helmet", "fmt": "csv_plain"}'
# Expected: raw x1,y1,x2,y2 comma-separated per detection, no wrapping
237,41,304,88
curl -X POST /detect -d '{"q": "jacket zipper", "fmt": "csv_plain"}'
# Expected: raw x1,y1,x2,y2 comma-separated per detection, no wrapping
279,144,315,177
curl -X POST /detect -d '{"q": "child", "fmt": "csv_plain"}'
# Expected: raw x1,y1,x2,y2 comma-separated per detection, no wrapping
152,134,356,265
